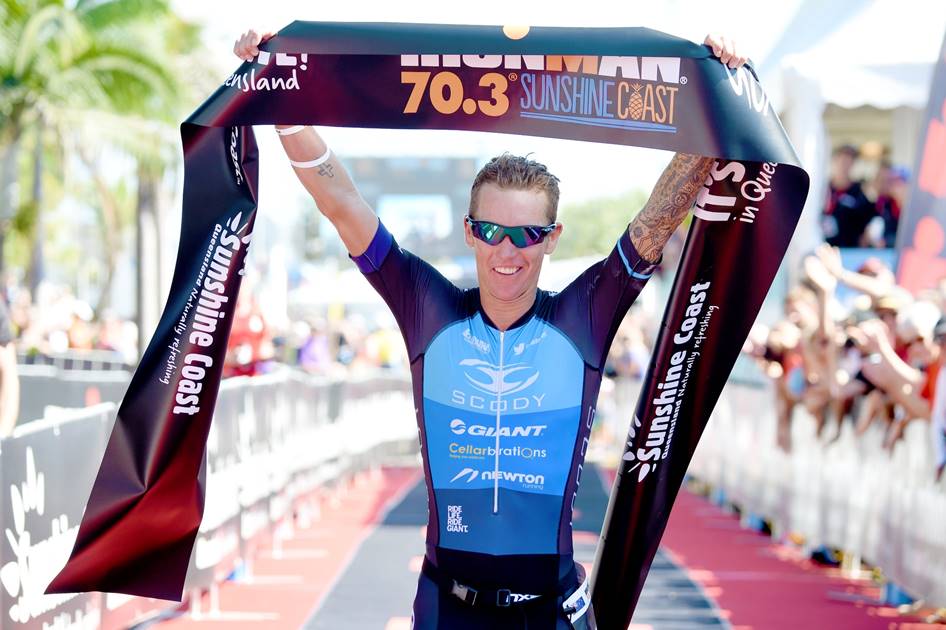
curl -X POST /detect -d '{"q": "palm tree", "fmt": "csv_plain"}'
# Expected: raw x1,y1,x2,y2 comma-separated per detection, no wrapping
0,0,188,295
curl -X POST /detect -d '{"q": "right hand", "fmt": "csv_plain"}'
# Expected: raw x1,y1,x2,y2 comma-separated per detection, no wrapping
815,243,844,278
803,254,836,294
857,319,888,355
233,29,275,62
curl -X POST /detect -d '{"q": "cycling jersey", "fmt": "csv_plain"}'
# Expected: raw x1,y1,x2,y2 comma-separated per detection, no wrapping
352,220,657,597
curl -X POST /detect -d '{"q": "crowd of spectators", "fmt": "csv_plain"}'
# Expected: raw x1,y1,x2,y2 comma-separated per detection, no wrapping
744,140,946,482
1,279,138,364
821,144,909,249
745,243,946,482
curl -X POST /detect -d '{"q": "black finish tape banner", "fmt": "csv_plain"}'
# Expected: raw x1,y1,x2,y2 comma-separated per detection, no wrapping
47,21,808,623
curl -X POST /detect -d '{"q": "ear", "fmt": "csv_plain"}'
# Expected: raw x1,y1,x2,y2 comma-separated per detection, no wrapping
544,223,563,255
463,215,475,249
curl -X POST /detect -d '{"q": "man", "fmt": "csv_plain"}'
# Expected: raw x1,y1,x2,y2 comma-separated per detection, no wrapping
236,29,746,630
822,144,876,247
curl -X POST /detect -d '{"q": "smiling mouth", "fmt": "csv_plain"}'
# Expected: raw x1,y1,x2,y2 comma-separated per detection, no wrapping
493,266,521,276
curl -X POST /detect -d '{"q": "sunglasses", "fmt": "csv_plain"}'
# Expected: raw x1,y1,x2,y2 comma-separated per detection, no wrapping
465,216,557,248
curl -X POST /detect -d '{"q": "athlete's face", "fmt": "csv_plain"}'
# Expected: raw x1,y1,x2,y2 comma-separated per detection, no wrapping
465,183,563,304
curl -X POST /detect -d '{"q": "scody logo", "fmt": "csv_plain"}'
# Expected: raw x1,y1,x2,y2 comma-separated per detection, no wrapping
460,359,539,396
451,359,546,411
449,467,545,486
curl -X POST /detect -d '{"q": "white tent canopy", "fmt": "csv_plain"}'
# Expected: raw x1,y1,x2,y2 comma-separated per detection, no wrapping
761,0,946,262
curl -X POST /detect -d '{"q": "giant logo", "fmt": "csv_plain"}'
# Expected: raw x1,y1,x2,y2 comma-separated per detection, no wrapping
449,418,546,437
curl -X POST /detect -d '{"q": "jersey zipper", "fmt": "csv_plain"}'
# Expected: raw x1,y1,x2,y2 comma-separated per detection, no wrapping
493,330,504,514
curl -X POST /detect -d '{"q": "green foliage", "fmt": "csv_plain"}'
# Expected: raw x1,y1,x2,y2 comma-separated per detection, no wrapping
553,189,650,259
0,0,205,282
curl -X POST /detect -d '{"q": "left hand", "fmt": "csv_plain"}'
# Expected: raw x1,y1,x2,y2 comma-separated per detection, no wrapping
704,34,748,69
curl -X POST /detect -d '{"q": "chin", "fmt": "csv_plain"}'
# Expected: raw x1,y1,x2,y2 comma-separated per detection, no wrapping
485,280,532,302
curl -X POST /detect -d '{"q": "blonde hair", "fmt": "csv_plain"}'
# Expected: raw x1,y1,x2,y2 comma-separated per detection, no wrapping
469,153,560,222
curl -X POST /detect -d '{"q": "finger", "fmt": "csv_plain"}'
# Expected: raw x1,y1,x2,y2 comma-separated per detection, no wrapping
235,34,248,58
704,34,722,56
727,42,739,69
236,32,253,59
718,36,733,65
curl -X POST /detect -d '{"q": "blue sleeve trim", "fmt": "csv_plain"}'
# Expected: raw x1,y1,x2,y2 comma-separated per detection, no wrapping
616,230,660,280
350,220,393,274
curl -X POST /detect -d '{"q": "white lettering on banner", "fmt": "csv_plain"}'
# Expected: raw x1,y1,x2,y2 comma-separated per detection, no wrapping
171,212,253,416
400,54,681,84
224,52,308,93
446,505,469,533
624,282,716,482
692,160,778,224
229,127,244,186
727,66,769,115
1,448,91,626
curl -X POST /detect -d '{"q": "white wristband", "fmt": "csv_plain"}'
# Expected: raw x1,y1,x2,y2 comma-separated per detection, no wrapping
275,125,307,136
289,147,332,169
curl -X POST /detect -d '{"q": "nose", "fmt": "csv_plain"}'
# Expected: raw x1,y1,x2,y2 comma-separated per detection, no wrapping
493,235,521,258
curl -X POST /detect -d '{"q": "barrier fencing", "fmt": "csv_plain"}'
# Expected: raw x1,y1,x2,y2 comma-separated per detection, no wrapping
7,363,942,627
17,365,131,427
17,350,132,372
0,369,414,629
690,377,946,607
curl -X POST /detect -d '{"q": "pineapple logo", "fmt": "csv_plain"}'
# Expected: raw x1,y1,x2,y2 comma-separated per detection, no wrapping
627,83,644,121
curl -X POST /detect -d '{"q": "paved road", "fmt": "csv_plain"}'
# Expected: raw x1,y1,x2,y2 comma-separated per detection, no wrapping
304,464,727,629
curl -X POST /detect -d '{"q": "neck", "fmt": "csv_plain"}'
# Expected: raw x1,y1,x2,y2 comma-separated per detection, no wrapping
481,288,537,331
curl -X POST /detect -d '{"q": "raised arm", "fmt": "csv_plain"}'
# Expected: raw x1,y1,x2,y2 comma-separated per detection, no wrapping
628,153,714,262
628,34,747,262
234,30,378,256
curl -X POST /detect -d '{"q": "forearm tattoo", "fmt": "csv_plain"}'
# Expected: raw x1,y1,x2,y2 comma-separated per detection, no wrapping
629,153,715,262
317,162,335,178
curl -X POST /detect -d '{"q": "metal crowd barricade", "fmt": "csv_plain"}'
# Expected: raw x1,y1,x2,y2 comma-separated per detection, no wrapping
0,368,416,629
17,365,131,429
18,350,132,372
689,377,946,608
0,403,116,628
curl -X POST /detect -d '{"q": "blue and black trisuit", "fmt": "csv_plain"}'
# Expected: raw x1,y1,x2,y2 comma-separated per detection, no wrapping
352,220,657,629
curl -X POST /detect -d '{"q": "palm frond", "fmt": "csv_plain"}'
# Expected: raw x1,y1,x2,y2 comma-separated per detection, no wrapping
13,4,67,77
77,0,170,31
70,41,178,96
